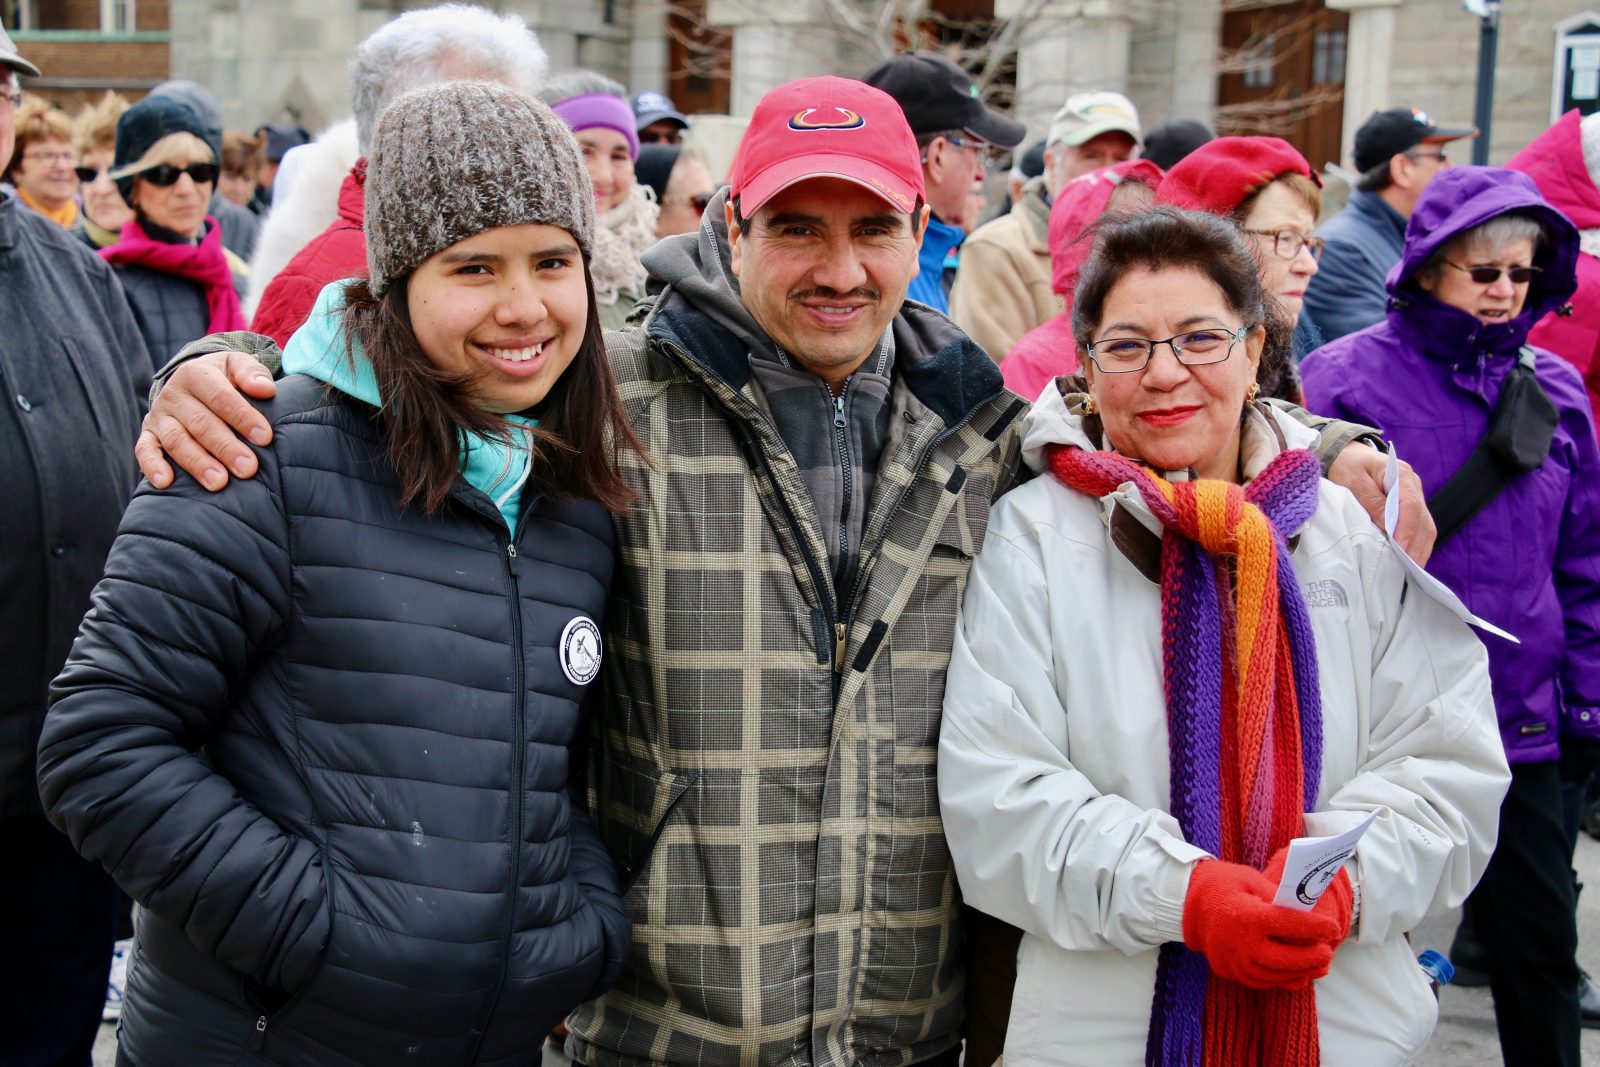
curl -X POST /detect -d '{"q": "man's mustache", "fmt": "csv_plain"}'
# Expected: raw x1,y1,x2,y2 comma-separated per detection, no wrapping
789,287,880,303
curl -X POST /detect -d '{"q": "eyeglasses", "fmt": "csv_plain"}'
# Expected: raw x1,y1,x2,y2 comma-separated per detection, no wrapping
138,162,219,187
23,149,75,165
661,192,712,211
1085,325,1251,374
1443,260,1541,285
74,165,109,183
1244,228,1325,262
1,90,19,109
938,134,1001,163
1407,149,1448,163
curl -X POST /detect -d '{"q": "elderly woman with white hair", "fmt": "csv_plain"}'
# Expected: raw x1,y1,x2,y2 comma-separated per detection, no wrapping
249,2,549,345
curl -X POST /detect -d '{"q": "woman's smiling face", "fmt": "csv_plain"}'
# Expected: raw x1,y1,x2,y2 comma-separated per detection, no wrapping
1084,265,1263,482
406,222,589,414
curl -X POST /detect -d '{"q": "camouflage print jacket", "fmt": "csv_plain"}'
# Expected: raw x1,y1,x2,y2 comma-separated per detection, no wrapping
566,204,1025,1067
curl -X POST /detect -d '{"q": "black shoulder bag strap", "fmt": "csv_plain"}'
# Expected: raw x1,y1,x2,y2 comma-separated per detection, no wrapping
1426,346,1560,547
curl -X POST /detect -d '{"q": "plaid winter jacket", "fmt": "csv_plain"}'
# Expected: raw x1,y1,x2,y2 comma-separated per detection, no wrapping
565,272,1025,1066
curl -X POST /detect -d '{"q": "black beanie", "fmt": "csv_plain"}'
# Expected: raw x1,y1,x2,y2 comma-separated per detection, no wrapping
635,143,680,204
112,95,211,199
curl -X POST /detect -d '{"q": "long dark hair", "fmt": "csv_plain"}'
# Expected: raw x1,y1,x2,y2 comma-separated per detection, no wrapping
341,256,642,516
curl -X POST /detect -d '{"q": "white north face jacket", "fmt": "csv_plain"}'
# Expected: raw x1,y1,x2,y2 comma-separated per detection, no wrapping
938,386,1511,1066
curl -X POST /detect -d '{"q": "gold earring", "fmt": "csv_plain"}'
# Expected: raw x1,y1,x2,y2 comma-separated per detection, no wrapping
1082,396,1097,415
1246,383,1260,403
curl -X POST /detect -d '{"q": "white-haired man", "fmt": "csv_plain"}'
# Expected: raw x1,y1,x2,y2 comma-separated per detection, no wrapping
250,2,548,347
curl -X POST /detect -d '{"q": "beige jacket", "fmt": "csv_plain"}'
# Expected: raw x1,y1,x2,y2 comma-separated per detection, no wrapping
950,176,1059,364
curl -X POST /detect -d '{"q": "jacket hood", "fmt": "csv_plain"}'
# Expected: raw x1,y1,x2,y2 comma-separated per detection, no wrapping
1049,158,1165,296
640,186,779,360
1507,110,1600,231
1387,166,1579,355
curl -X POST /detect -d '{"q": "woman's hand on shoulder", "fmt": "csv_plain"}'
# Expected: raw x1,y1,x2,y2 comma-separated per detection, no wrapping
136,351,277,491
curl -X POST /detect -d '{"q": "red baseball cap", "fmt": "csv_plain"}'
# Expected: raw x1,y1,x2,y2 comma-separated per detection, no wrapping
729,76,924,217
1154,135,1320,217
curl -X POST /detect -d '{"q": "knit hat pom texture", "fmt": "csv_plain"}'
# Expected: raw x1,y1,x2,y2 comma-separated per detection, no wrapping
365,80,596,296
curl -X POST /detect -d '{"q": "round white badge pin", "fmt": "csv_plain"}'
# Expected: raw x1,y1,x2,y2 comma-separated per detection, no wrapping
559,616,603,686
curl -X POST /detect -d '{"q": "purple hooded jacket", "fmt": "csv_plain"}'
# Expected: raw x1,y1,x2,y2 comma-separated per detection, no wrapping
1302,166,1600,764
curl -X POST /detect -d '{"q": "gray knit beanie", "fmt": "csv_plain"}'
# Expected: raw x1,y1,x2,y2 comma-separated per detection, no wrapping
364,80,595,296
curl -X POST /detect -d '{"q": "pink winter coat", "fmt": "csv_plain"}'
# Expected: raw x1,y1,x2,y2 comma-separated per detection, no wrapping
1001,159,1164,403
1508,110,1600,428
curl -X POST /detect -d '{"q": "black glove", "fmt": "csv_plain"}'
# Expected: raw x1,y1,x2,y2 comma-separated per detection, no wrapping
1560,738,1600,784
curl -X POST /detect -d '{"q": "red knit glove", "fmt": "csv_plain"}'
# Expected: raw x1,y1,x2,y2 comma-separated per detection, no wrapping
1263,847,1355,947
1182,860,1341,990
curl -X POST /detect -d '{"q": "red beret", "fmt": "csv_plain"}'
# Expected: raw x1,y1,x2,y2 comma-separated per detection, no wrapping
1153,135,1320,217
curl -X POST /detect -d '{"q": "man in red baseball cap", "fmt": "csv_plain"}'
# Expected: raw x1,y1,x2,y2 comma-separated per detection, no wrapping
557,71,1023,1066
118,76,1013,1067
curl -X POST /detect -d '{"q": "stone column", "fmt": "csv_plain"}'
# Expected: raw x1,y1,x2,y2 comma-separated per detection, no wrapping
1326,0,1403,169
628,0,671,95
709,0,858,116
999,0,1134,141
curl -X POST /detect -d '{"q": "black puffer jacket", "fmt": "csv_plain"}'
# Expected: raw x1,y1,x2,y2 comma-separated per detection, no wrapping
38,375,628,1066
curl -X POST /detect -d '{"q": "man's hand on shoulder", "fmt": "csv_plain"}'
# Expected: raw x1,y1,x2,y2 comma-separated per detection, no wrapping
136,352,277,491
1328,443,1436,567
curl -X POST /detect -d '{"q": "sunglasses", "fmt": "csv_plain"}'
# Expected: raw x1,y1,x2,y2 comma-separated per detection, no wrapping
74,165,108,183
138,162,219,187
1443,260,1541,285
662,192,713,211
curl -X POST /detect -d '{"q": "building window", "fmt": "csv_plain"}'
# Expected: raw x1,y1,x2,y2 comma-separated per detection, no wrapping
1554,14,1600,121
10,0,36,31
1312,29,1346,86
1241,32,1276,89
100,0,135,34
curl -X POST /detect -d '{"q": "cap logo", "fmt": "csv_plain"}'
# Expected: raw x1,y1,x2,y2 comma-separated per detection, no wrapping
789,107,865,132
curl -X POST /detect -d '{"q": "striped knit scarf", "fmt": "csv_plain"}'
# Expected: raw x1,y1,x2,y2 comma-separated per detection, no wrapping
1049,443,1325,1067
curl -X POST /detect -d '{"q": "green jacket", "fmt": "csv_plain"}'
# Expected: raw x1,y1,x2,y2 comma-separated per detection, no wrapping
566,209,1025,1066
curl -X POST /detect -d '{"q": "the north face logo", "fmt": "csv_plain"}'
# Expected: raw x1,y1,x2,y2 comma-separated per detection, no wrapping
1303,579,1349,610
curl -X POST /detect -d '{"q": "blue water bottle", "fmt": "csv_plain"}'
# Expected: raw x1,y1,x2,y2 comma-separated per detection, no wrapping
1418,949,1455,992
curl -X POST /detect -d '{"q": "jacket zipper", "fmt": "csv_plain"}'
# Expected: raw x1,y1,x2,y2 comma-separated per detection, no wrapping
467,505,533,1060
842,396,1021,629
661,340,844,676
832,379,851,599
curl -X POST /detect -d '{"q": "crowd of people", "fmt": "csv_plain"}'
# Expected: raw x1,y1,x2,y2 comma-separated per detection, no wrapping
4,3,1599,1067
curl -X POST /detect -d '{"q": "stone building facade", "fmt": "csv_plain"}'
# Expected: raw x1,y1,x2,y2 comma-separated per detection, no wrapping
6,1,1598,169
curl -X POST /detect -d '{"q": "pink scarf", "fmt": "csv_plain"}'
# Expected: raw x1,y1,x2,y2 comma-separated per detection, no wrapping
101,217,246,333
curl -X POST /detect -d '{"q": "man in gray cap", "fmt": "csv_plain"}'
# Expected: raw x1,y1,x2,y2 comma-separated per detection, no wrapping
0,26,150,1065
950,90,1142,363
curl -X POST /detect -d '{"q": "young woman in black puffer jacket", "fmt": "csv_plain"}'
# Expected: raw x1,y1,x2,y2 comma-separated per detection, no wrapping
38,81,641,1067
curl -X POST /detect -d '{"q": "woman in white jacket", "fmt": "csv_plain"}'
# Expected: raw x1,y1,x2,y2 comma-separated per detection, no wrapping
939,207,1509,1067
